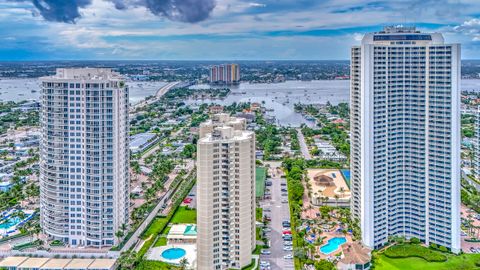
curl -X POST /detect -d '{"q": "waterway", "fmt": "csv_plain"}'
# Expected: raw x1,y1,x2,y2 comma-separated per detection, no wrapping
0,79,166,104
1,78,480,127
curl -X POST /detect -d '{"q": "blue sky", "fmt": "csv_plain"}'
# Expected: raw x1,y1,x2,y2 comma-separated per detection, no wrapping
1,0,480,60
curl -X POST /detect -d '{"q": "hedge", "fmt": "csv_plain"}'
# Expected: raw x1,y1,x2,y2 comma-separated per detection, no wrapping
384,244,447,262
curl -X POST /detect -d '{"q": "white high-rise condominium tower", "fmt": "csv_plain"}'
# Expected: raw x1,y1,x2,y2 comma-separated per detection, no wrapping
40,68,129,248
473,107,480,181
197,114,256,270
350,26,461,252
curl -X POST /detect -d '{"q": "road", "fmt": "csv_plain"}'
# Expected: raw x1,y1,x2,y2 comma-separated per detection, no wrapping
260,173,294,270
131,82,179,111
296,128,312,159
465,176,480,191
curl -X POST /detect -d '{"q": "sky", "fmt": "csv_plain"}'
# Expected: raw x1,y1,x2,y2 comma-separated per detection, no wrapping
1,0,480,60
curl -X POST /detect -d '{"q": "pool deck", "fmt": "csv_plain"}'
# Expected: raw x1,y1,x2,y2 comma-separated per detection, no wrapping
317,232,353,260
147,243,196,268
0,209,35,237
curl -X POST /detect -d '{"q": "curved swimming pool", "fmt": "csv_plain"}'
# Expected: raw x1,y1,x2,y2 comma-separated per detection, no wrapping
161,248,186,260
320,237,346,254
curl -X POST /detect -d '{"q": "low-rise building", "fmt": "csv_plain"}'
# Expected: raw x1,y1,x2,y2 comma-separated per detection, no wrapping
129,132,158,154
0,257,117,270
167,224,197,244
337,242,371,270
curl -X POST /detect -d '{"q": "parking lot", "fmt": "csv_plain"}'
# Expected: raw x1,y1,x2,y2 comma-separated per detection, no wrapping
259,174,294,270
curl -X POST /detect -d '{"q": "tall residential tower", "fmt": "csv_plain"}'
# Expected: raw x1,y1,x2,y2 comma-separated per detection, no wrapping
40,68,130,248
209,64,240,84
350,26,461,252
197,114,256,270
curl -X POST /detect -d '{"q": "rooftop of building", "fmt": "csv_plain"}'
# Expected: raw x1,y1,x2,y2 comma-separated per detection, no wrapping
359,25,446,45
41,68,123,81
129,132,157,148
167,224,198,240
199,113,246,128
199,126,254,143
0,257,117,270
338,242,371,265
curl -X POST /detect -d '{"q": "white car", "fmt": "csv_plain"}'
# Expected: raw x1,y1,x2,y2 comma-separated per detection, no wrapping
283,254,294,260
260,261,270,266
283,246,293,251
284,241,293,246
261,249,271,255
281,199,288,203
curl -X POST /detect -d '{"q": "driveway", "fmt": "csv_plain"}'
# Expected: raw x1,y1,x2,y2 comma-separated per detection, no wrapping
259,176,294,270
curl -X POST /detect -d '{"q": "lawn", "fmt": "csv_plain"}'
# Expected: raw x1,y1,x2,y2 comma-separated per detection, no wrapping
153,226,171,247
170,206,197,224
136,260,179,270
375,253,480,270
141,217,169,239
256,207,263,222
256,167,266,198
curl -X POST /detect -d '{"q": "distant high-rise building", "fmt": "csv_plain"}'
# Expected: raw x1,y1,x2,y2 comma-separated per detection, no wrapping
350,26,461,252
197,114,256,269
209,64,240,84
40,68,130,248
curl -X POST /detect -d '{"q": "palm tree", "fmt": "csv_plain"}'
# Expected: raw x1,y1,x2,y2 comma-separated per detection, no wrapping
118,251,138,269
179,258,189,270
334,194,340,207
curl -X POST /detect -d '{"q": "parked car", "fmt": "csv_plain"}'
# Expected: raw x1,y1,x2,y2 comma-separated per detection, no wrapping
281,199,288,203
261,249,271,255
283,254,294,259
283,246,293,251
283,230,292,235
260,261,270,267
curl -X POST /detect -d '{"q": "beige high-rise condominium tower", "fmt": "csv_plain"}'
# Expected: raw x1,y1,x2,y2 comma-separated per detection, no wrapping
197,114,256,269
40,68,129,248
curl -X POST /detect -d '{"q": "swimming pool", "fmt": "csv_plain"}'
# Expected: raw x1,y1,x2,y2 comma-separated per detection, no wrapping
341,169,351,188
0,217,21,229
320,237,347,254
161,248,186,260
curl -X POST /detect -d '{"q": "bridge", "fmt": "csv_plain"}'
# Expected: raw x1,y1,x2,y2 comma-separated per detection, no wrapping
131,81,180,111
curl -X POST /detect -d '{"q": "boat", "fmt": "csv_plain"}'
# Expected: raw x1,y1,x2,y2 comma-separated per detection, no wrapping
31,90,37,93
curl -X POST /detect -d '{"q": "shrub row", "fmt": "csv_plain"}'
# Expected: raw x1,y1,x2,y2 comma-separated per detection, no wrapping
384,244,447,262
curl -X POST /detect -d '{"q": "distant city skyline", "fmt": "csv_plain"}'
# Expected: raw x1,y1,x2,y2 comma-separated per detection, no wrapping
1,1,480,60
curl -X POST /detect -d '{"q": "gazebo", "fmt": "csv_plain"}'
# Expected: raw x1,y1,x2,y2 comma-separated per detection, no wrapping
313,174,334,186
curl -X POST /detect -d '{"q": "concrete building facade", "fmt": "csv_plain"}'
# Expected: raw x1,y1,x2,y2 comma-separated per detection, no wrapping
197,114,256,269
40,68,129,248
350,26,461,252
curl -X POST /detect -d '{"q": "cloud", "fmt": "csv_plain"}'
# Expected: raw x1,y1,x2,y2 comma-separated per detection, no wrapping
141,0,216,23
12,0,216,23
31,0,92,23
453,19,480,41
